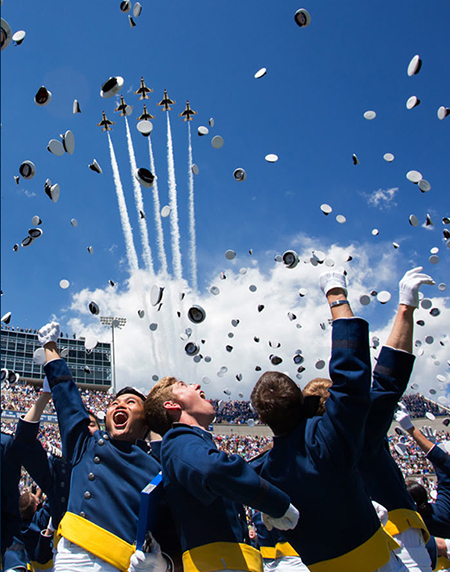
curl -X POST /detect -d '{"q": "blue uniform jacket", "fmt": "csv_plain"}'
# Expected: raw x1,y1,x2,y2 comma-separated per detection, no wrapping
424,445,450,539
359,346,429,539
43,358,162,572
14,416,70,528
256,318,398,572
161,422,291,572
1,432,28,569
21,503,51,564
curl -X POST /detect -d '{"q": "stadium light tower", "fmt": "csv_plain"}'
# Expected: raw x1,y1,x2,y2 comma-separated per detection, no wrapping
100,316,126,394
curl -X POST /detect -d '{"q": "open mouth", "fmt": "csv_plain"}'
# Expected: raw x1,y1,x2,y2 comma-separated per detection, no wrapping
113,410,129,428
199,390,206,399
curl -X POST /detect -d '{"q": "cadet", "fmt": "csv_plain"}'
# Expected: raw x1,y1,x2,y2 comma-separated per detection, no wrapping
37,321,171,572
250,270,399,572
144,377,299,572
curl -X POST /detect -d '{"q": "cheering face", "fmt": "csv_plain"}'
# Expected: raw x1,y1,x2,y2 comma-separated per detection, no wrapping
169,381,216,422
106,394,148,442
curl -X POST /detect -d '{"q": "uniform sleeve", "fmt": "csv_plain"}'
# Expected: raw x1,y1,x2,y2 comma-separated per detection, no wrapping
13,418,53,497
426,446,450,533
314,318,372,467
364,346,415,453
43,358,90,464
163,428,290,518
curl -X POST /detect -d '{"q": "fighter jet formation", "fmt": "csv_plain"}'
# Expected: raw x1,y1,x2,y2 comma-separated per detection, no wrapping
97,111,115,131
157,89,176,111
179,101,197,122
97,78,196,130
134,77,152,100
137,104,155,121
114,95,133,116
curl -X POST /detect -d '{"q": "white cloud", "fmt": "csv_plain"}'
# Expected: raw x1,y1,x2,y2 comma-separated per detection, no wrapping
59,236,450,405
22,189,37,198
362,187,398,210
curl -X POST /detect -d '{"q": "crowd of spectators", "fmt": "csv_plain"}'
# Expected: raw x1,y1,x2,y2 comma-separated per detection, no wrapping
402,393,447,418
1,383,110,416
3,383,447,423
3,382,450,498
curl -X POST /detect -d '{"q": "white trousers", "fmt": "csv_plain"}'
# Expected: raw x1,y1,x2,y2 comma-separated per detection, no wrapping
54,537,122,572
376,551,409,572
263,555,310,572
394,529,433,572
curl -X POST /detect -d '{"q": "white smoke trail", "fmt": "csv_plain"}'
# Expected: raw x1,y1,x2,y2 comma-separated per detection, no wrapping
187,122,198,292
166,113,183,281
148,136,168,275
107,133,139,273
124,117,154,275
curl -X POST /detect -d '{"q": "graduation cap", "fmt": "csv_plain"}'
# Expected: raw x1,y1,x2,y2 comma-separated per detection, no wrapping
188,305,206,324
120,0,131,11
282,250,299,269
1,311,11,324
89,301,100,315
19,161,36,180
34,86,52,106
12,30,26,46
294,9,311,27
233,168,247,182
135,167,155,188
61,130,75,154
73,99,81,114
1,18,12,51
88,159,102,174
100,76,124,98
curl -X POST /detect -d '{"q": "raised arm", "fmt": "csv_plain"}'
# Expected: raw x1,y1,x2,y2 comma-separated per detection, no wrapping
364,267,434,449
38,322,90,463
13,384,54,501
315,270,371,467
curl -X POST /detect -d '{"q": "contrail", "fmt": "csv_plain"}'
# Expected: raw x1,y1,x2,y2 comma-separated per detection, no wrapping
107,133,139,273
124,117,154,275
148,135,168,275
166,113,183,281
187,122,198,292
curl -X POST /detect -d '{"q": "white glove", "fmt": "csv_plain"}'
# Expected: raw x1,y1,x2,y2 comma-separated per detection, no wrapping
42,377,51,394
421,426,436,444
38,322,60,347
399,267,435,308
394,402,414,431
371,500,388,526
319,270,348,297
128,539,167,572
262,503,299,532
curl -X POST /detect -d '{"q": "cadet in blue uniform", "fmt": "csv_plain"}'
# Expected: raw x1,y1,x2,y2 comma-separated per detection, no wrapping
37,322,171,572
144,375,299,572
358,267,435,572
250,270,399,572
396,410,450,540
13,384,101,570
1,431,28,572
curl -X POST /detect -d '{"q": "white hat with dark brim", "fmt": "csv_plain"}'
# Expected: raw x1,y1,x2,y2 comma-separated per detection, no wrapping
34,86,52,106
61,130,75,154
19,161,36,180
135,167,155,188
282,250,299,268
1,18,12,51
188,305,206,324
294,8,311,27
89,159,102,173
100,76,124,98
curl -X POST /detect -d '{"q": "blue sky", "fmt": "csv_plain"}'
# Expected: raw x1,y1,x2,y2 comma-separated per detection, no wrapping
1,0,449,399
